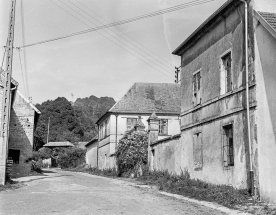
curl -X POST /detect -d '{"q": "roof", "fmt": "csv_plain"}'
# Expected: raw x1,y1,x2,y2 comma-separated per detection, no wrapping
255,11,276,39
85,136,98,147
110,83,180,114
43,141,74,147
173,0,239,55
16,90,41,114
258,11,276,31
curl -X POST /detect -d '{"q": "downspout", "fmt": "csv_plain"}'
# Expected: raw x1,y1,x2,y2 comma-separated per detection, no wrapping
240,0,254,196
96,124,99,168
115,114,118,146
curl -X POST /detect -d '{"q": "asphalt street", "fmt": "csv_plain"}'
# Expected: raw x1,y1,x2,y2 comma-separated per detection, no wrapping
0,169,227,215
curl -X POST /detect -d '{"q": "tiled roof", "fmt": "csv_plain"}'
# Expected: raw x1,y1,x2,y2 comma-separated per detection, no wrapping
110,83,180,114
43,141,74,147
258,11,276,31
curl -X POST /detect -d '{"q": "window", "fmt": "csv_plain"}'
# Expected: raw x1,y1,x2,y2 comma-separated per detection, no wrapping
8,149,20,164
159,119,168,135
221,52,232,94
104,120,108,137
223,124,234,167
193,132,203,171
126,118,137,130
193,71,201,105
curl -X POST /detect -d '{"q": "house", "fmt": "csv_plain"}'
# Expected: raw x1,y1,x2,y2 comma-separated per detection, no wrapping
8,91,41,178
85,136,98,168
43,141,74,149
0,69,41,180
96,83,181,169
148,0,276,203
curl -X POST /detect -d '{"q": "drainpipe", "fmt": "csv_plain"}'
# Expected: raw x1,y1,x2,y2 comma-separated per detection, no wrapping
115,114,118,146
240,0,254,196
97,124,99,168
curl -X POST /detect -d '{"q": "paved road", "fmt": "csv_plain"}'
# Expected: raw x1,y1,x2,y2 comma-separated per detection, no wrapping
0,169,227,215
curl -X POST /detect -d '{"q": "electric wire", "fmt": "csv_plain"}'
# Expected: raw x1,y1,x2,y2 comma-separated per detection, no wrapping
72,0,174,70
20,0,30,99
58,0,174,76
50,0,174,80
19,0,214,48
18,49,27,95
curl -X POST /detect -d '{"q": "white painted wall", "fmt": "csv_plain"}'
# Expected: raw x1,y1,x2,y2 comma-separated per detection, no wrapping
254,0,276,13
97,113,180,169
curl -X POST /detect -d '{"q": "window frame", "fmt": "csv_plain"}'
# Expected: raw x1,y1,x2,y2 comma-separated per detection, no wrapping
222,122,234,167
220,50,233,95
126,118,138,131
158,119,168,135
192,70,202,106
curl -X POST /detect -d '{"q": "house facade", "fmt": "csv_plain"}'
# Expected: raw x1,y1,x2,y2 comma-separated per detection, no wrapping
96,83,181,169
85,136,98,168
148,0,276,203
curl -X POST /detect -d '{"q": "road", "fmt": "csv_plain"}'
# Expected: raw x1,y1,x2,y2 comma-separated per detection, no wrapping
0,169,227,215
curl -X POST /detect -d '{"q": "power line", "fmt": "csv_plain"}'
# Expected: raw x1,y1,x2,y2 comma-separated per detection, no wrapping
58,0,174,76
19,0,214,48
50,0,174,80
73,0,174,70
20,0,30,99
18,49,27,95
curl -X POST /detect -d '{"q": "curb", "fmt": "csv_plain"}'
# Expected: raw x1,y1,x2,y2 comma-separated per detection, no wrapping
158,191,251,215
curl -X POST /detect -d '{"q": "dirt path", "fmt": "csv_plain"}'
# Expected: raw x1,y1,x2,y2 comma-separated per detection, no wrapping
0,169,227,215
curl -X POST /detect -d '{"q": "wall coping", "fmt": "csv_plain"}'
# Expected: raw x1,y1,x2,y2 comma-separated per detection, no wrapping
150,134,181,147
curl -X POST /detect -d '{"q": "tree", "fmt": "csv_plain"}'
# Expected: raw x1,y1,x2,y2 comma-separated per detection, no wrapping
115,130,148,176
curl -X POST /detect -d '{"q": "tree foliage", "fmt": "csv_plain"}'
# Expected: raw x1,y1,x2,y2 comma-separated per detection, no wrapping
34,96,115,150
57,147,86,169
115,130,148,175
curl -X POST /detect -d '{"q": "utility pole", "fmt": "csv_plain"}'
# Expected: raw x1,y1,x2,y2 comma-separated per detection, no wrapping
0,0,17,185
175,66,180,83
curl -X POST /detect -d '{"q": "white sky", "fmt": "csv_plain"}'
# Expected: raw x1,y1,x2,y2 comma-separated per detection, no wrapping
0,0,227,104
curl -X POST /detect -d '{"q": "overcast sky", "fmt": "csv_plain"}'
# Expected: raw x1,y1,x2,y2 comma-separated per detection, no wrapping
0,0,227,104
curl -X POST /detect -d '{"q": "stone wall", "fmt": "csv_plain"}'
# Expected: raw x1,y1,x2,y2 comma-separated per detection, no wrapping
8,92,35,177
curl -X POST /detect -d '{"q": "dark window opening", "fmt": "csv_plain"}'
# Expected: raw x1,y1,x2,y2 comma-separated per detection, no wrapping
8,149,20,164
223,124,234,167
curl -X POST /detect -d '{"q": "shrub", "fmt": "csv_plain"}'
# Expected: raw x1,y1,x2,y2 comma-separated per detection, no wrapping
57,147,86,169
33,147,52,161
115,130,148,176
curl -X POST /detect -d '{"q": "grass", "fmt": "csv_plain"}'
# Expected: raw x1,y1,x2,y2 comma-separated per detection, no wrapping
0,179,23,192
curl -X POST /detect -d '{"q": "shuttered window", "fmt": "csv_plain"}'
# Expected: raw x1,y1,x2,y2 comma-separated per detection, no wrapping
192,71,202,105
221,52,232,94
193,132,203,171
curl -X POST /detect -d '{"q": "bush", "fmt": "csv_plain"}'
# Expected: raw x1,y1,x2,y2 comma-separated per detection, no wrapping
57,147,86,169
33,147,52,161
115,130,148,176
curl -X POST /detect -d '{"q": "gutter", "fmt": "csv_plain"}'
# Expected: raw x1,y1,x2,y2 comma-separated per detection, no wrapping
240,0,254,196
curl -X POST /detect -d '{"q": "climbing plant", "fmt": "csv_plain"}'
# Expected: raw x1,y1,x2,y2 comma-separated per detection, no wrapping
115,129,148,176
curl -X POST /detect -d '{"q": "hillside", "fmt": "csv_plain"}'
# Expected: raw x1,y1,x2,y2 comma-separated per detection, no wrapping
34,96,115,150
